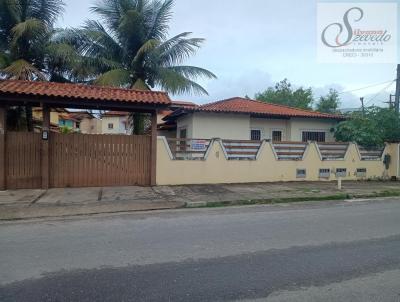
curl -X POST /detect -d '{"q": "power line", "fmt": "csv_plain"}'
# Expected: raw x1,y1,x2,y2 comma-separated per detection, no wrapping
338,79,396,95
363,80,396,106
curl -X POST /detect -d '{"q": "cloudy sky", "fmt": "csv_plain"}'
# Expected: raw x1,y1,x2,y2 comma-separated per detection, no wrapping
57,0,399,108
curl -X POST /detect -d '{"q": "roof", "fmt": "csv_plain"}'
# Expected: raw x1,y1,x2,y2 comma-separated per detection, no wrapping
165,97,345,120
0,80,171,106
102,111,129,117
171,100,198,108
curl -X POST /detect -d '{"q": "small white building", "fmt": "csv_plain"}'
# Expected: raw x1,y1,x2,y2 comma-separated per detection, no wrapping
101,111,129,135
162,97,345,142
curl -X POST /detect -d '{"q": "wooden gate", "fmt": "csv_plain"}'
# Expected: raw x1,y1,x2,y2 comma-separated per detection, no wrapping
5,132,42,189
49,133,151,188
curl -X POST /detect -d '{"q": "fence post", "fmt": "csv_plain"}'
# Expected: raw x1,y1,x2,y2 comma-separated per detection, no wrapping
41,106,50,189
150,110,157,186
0,105,6,190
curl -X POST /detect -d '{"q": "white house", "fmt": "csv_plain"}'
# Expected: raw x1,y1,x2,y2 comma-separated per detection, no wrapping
162,97,345,142
101,111,129,134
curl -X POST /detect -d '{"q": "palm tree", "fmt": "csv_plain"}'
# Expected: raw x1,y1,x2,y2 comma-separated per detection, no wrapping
0,0,75,130
63,0,216,133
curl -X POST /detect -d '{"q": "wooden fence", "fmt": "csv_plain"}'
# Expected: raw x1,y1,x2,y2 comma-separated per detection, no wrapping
5,132,42,189
49,133,151,187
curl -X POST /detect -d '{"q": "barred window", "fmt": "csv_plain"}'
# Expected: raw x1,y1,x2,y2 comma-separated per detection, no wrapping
272,130,282,142
251,129,261,141
302,131,326,142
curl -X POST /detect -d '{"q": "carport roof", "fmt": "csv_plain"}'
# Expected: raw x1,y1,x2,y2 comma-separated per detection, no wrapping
0,80,171,110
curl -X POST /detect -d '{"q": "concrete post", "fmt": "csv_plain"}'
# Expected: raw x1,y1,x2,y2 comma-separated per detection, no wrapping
0,105,6,190
150,110,157,186
41,106,50,189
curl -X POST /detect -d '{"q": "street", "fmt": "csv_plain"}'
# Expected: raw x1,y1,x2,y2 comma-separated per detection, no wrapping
1,197,400,301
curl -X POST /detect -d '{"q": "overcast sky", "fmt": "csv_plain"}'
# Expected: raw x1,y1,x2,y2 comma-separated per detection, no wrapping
58,0,399,108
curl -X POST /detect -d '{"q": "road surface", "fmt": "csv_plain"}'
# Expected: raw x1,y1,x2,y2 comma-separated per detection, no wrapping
1,197,400,301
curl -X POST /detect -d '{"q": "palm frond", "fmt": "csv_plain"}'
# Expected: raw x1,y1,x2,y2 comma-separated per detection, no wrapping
132,38,159,63
30,0,65,27
10,18,46,45
167,65,216,80
94,68,131,87
1,58,46,80
157,32,204,66
146,0,173,40
155,67,209,95
90,0,134,33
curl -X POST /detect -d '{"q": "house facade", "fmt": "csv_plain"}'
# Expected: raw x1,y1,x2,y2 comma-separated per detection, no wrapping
163,97,344,142
101,111,129,134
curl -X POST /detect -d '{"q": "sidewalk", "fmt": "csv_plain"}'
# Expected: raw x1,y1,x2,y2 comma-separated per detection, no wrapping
0,181,399,220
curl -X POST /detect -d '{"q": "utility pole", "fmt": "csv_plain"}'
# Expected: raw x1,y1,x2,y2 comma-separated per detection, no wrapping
395,64,400,114
360,97,365,117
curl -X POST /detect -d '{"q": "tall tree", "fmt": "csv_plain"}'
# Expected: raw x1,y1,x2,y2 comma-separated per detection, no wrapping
315,89,341,114
0,0,69,130
61,0,216,133
255,79,314,110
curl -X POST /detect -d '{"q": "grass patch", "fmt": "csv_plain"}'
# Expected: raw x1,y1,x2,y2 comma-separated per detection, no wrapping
189,190,400,209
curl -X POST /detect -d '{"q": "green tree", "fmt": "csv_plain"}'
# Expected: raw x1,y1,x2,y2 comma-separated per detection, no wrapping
315,89,341,114
335,107,400,147
62,0,216,133
255,79,314,110
0,0,81,130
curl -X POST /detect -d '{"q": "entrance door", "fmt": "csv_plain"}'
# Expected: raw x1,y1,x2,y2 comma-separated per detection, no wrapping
49,133,151,187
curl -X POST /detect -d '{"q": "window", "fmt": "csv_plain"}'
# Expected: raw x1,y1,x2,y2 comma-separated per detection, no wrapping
356,168,367,177
76,122,80,129
336,168,347,178
296,169,306,178
319,168,330,178
302,131,326,142
108,123,114,129
272,130,282,142
251,129,261,141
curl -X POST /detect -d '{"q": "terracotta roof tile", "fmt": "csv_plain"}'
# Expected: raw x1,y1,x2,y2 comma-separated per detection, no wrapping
0,80,171,105
194,97,344,119
102,111,129,117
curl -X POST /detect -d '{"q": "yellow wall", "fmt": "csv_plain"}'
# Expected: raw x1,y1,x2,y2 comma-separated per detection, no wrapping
157,137,399,185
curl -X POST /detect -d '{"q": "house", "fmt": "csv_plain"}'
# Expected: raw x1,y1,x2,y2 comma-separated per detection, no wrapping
162,97,345,142
101,111,130,134
157,100,197,138
32,107,69,132
68,111,102,134
59,113,81,131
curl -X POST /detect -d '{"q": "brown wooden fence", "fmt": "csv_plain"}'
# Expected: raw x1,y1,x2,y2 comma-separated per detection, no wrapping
6,132,42,189
49,133,151,188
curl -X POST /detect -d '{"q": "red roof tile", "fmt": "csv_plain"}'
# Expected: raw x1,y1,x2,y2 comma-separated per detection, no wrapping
194,97,344,119
0,80,171,105
171,100,198,108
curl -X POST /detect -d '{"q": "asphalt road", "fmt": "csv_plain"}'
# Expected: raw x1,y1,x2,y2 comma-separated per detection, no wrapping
1,197,400,301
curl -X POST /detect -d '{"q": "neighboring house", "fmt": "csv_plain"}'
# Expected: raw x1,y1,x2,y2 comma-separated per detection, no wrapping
162,97,345,142
32,107,69,132
59,113,80,131
101,111,129,134
68,111,102,134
